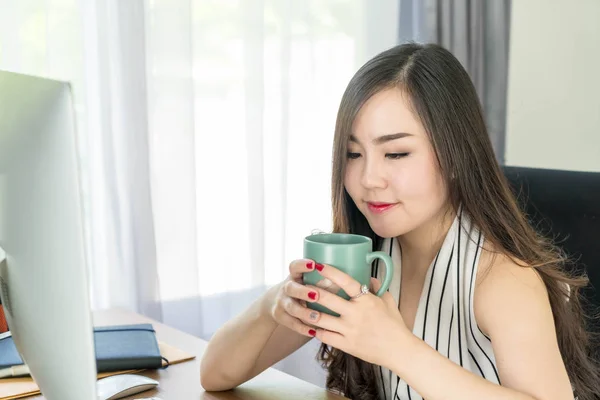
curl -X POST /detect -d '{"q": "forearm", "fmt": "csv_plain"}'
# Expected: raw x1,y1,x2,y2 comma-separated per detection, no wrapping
200,284,280,391
390,335,537,400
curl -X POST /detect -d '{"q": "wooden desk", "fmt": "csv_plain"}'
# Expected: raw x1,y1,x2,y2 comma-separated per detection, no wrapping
31,308,346,400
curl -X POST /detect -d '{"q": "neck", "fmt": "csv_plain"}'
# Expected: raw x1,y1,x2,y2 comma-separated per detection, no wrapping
396,205,456,274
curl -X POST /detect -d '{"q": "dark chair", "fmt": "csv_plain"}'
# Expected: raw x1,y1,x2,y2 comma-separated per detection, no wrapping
502,165,600,347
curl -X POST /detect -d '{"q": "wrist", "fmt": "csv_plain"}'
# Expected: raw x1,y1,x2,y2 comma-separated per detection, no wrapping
385,328,422,373
258,282,282,323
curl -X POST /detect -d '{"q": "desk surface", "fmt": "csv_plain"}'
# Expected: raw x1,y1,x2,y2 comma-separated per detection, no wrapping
31,308,346,400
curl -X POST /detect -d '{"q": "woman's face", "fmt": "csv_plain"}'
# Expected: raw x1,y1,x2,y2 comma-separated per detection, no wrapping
344,88,449,239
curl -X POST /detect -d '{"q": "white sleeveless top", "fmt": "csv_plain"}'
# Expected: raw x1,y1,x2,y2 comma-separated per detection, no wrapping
374,211,501,400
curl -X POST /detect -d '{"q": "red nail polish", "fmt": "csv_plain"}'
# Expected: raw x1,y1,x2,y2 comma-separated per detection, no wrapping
309,329,316,336
315,263,324,272
306,261,314,269
308,291,317,300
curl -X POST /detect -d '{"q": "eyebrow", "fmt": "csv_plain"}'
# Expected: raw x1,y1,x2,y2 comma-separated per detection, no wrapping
349,132,413,145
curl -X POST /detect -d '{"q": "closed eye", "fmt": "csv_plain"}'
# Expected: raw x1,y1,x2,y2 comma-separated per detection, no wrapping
386,153,409,160
347,152,361,159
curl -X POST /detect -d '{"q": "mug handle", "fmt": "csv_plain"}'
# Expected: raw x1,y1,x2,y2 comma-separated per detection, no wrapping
366,251,394,296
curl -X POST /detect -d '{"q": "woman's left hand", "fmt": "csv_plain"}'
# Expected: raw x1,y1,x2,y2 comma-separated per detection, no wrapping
308,263,413,368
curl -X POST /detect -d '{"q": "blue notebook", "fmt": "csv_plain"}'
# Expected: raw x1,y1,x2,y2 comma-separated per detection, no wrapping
0,323,163,372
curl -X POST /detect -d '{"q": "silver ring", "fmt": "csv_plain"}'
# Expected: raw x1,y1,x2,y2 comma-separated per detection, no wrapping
352,284,370,299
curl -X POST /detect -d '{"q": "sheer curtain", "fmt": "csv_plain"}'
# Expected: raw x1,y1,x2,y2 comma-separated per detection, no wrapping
0,0,163,320
0,0,399,385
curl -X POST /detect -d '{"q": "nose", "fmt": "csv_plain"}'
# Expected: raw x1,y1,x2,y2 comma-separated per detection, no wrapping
360,156,387,190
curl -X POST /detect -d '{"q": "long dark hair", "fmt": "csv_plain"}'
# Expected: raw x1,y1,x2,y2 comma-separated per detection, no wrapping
321,42,600,400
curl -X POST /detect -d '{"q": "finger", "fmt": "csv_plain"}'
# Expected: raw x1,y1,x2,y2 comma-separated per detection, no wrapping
314,287,353,316
370,277,382,293
315,263,362,298
314,277,341,294
289,258,318,280
382,292,396,309
280,295,328,326
306,312,347,333
279,290,345,333
370,277,396,309
314,329,345,350
283,280,320,303
272,299,318,337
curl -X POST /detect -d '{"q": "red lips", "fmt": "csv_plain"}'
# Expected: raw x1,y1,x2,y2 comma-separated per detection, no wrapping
366,202,397,214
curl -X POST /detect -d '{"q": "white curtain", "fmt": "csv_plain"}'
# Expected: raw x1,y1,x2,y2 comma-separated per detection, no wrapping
0,0,399,385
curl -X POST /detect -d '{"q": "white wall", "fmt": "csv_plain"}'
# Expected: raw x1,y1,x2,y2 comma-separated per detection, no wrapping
505,0,600,172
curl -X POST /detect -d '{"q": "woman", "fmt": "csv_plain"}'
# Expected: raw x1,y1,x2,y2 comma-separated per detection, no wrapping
200,43,600,400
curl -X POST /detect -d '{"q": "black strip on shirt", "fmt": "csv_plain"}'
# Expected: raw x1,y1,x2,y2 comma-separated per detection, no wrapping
448,306,454,357
468,231,501,383
435,247,454,350
388,238,395,294
478,324,492,341
469,349,485,377
379,365,387,400
421,250,441,341
456,211,464,366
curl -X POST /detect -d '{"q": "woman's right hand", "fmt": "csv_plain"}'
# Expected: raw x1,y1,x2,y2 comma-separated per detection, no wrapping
270,259,341,337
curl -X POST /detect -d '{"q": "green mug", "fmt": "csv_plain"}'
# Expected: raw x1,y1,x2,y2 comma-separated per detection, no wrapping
302,233,394,316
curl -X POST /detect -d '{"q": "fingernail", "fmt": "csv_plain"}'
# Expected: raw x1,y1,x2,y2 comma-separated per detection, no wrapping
315,263,324,272
306,261,314,269
308,291,317,300
309,311,319,320
309,329,317,336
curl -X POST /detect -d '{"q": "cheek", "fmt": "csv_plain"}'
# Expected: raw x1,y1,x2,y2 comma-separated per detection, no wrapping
343,166,358,196
392,155,446,200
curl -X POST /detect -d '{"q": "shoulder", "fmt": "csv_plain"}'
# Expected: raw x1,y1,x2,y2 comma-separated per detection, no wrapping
474,242,550,338
470,242,573,397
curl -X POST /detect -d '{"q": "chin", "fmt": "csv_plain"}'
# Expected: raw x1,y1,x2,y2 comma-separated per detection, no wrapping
366,219,412,239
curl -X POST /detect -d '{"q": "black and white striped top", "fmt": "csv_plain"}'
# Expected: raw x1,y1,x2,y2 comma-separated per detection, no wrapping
374,211,501,400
